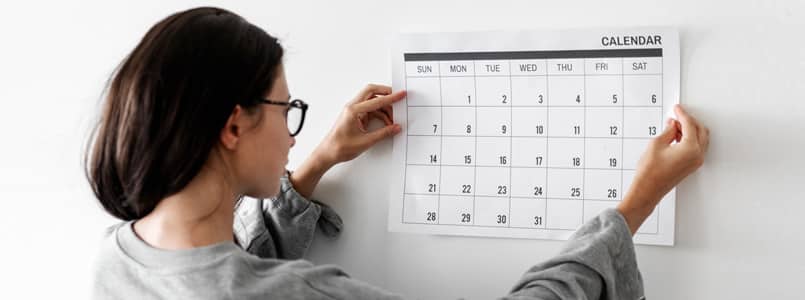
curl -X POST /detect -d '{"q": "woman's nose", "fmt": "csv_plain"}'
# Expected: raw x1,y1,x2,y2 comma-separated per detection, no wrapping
289,136,296,148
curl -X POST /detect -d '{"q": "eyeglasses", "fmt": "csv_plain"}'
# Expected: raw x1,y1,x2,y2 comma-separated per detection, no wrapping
260,98,308,137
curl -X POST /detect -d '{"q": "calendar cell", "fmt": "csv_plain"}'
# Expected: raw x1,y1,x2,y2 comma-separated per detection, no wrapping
584,169,622,200
511,107,547,137
585,75,623,106
547,59,584,75
622,169,636,197
624,75,662,106
622,138,650,169
440,77,476,106
403,194,439,224
637,209,659,234
510,59,547,76
511,76,547,106
585,58,623,75
475,76,511,106
547,107,584,137
439,195,475,225
406,61,440,77
406,135,441,165
586,107,623,138
474,60,511,76
440,166,476,196
474,196,510,227
476,137,510,166
510,167,547,198
404,165,440,194
441,136,476,166
407,107,442,135
474,166,510,197
583,200,618,223
547,139,584,169
585,138,622,169
510,197,547,228
624,107,662,138
636,194,665,234
439,61,475,77
547,168,583,199
546,199,583,230
476,107,512,136
547,76,585,106
405,77,441,106
441,106,475,136
511,137,547,167
623,57,662,75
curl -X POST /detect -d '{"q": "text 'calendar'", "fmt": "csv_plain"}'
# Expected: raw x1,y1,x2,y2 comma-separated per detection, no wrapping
388,28,679,245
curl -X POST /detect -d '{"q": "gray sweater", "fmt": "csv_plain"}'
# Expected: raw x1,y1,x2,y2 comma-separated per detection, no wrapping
92,174,645,299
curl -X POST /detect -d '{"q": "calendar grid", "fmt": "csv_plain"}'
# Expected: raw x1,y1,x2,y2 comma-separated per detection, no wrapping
402,49,664,231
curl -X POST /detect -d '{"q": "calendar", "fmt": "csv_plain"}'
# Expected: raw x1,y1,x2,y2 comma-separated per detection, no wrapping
387,28,679,246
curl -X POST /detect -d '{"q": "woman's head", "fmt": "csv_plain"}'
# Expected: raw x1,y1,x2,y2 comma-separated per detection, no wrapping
86,7,293,221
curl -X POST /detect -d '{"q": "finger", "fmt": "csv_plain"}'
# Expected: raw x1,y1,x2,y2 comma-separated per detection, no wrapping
654,118,679,145
673,120,683,143
356,114,369,132
352,84,392,104
700,126,710,153
696,121,707,145
365,124,402,145
353,90,406,113
380,104,393,122
369,110,392,126
674,104,700,143
373,104,392,119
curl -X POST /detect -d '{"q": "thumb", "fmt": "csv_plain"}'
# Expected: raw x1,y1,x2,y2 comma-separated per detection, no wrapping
365,124,401,146
653,118,678,145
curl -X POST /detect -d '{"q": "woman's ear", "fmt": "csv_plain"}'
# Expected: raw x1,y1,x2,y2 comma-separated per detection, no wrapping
220,105,247,150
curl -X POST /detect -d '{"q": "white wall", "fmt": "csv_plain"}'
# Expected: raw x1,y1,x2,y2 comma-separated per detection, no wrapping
1,0,803,299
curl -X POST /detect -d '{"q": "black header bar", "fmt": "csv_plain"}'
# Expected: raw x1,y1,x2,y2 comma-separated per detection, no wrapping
404,48,662,61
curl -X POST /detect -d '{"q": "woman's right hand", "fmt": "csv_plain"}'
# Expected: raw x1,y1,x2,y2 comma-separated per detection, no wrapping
617,104,710,234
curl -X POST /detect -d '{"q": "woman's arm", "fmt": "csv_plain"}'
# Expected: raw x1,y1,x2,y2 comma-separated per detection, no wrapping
506,208,640,300
618,104,710,234
234,174,340,259
235,84,405,259
506,104,709,299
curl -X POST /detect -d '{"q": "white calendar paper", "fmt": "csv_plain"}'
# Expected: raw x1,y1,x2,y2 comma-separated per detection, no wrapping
388,28,679,246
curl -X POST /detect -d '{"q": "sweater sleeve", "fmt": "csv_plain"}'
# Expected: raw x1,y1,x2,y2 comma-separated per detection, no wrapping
233,171,343,259
504,208,645,300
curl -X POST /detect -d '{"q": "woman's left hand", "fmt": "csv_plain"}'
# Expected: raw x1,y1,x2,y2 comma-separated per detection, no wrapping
313,84,406,166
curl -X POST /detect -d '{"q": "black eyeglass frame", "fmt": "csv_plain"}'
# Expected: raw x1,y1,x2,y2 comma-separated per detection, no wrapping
260,98,308,137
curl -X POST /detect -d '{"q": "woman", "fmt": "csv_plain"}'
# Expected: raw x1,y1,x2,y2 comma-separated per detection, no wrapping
87,7,709,299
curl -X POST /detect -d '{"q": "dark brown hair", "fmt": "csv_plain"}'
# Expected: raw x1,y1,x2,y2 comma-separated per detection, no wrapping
85,7,284,220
